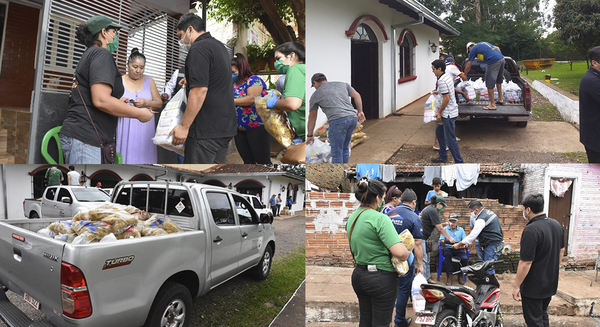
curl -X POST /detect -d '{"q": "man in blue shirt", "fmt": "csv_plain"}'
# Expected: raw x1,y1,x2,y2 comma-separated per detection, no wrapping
439,214,468,285
386,189,423,327
269,195,277,216
463,42,505,110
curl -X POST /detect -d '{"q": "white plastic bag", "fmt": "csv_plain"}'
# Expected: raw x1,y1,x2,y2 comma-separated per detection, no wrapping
424,94,441,123
152,88,186,156
412,273,428,312
305,138,332,163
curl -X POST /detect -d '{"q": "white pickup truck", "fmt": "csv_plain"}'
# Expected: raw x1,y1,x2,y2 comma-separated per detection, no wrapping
0,181,275,327
23,186,111,219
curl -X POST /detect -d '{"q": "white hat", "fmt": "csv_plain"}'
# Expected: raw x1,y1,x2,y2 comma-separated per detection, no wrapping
466,42,475,51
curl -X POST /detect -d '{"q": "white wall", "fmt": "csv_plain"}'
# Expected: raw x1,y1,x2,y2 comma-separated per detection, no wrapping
306,0,441,131
0,165,305,219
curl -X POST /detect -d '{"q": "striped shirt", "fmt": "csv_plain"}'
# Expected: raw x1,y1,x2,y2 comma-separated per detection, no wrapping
436,72,458,118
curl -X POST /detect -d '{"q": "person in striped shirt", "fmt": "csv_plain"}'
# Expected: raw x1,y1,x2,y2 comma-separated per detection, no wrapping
431,59,464,163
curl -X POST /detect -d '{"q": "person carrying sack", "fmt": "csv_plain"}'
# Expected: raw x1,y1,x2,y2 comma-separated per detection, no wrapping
346,177,409,327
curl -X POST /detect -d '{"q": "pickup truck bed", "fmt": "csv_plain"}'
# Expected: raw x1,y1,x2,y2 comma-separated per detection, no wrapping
457,57,531,126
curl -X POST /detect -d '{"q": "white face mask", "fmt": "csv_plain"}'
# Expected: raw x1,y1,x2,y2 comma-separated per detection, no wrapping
523,209,528,221
179,30,192,52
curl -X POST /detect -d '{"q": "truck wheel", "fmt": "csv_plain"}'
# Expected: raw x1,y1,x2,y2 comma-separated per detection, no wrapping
144,281,191,327
433,309,458,327
30,211,39,219
253,245,273,281
515,121,528,127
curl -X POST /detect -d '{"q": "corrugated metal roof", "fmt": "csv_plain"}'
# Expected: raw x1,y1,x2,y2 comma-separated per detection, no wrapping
379,0,460,36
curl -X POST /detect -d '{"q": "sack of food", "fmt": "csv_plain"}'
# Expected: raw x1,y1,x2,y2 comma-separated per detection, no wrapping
133,211,153,221
314,123,329,137
72,220,112,241
255,90,295,147
305,138,332,163
392,230,416,276
144,216,183,234
48,220,75,235
399,229,415,251
102,214,139,234
153,88,187,156
424,94,441,123
116,225,142,239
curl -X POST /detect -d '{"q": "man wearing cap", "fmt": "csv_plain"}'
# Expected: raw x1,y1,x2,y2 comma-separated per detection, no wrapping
512,194,565,327
453,199,504,274
169,13,236,164
386,189,424,327
463,42,505,110
420,195,456,284
307,73,365,163
439,214,468,285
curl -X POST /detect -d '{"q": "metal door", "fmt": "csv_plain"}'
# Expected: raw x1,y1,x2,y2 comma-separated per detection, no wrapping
548,183,572,255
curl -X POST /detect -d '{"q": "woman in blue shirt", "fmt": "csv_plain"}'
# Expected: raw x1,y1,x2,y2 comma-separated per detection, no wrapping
439,214,468,285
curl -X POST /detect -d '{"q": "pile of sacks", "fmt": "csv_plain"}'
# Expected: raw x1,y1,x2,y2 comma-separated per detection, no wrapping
462,78,522,103
314,122,368,148
37,203,182,244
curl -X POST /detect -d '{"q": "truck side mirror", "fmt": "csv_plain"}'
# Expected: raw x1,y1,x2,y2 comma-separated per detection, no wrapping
61,197,72,204
260,213,273,224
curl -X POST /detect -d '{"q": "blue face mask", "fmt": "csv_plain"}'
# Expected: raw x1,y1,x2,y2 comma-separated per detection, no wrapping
232,73,239,83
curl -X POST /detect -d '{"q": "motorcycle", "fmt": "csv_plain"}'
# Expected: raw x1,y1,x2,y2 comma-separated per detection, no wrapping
415,260,504,327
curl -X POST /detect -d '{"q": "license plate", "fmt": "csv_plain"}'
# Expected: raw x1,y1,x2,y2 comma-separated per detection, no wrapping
415,312,436,325
23,292,40,310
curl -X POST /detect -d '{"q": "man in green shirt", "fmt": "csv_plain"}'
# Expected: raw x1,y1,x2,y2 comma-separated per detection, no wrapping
45,165,63,186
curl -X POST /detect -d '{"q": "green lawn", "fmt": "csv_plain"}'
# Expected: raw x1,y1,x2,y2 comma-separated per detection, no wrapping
518,60,588,97
190,247,305,327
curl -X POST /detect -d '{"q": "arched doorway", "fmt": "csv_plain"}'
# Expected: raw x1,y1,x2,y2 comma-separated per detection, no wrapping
130,174,153,182
235,180,265,198
29,166,69,198
89,170,122,189
351,23,379,119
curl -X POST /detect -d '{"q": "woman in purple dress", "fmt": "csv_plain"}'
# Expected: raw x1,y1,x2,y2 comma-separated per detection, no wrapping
232,53,271,164
117,48,163,163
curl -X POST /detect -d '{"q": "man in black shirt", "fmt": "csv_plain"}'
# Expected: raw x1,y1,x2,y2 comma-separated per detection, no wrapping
169,13,237,163
579,46,600,163
420,196,455,284
512,194,565,327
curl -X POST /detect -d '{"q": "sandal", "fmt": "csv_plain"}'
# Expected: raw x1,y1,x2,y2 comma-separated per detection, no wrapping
496,101,505,105
483,106,497,110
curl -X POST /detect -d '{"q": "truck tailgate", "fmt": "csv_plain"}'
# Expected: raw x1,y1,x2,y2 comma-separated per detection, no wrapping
0,222,64,323
459,100,529,117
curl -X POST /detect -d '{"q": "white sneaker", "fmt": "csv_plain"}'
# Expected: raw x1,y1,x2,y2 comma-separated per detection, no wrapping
456,137,461,142
433,145,449,151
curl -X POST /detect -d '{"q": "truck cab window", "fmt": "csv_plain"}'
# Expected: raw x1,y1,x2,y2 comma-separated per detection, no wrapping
57,188,71,202
206,192,235,226
233,195,256,224
252,197,262,209
167,190,193,217
45,187,57,200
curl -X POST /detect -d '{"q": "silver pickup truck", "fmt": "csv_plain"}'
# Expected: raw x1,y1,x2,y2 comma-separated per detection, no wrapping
1,181,275,327
23,186,111,219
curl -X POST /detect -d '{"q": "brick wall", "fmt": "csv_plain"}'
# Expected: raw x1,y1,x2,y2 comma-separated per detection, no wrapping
0,3,40,108
306,192,527,271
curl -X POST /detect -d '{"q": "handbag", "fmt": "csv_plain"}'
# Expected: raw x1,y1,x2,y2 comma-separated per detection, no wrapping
76,83,116,164
347,208,369,266
281,142,305,164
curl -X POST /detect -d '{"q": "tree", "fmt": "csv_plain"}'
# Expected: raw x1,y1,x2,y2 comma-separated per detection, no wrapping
436,0,546,61
546,32,581,70
270,164,305,177
554,0,600,67
206,0,303,45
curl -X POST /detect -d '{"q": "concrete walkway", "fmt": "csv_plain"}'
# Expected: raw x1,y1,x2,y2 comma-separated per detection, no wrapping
306,266,600,326
349,95,584,164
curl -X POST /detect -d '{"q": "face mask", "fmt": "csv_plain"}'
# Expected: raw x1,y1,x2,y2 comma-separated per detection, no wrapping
107,32,118,54
523,209,528,221
274,59,289,74
179,30,192,53
232,73,239,83
436,206,443,212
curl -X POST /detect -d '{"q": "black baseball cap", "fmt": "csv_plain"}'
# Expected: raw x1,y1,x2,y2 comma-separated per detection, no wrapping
311,73,327,87
86,15,122,36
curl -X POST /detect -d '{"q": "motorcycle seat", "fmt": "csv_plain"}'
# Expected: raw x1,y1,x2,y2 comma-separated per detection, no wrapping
423,283,476,297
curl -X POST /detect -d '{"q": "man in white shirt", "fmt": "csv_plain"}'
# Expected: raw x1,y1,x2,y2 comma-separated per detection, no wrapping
161,67,185,101
67,165,81,186
431,59,464,163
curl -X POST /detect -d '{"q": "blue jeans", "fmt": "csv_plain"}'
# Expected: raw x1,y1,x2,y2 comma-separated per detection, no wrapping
435,117,463,163
422,241,430,281
481,242,504,274
352,265,399,327
328,116,357,164
442,248,468,273
394,261,415,327
60,134,102,164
